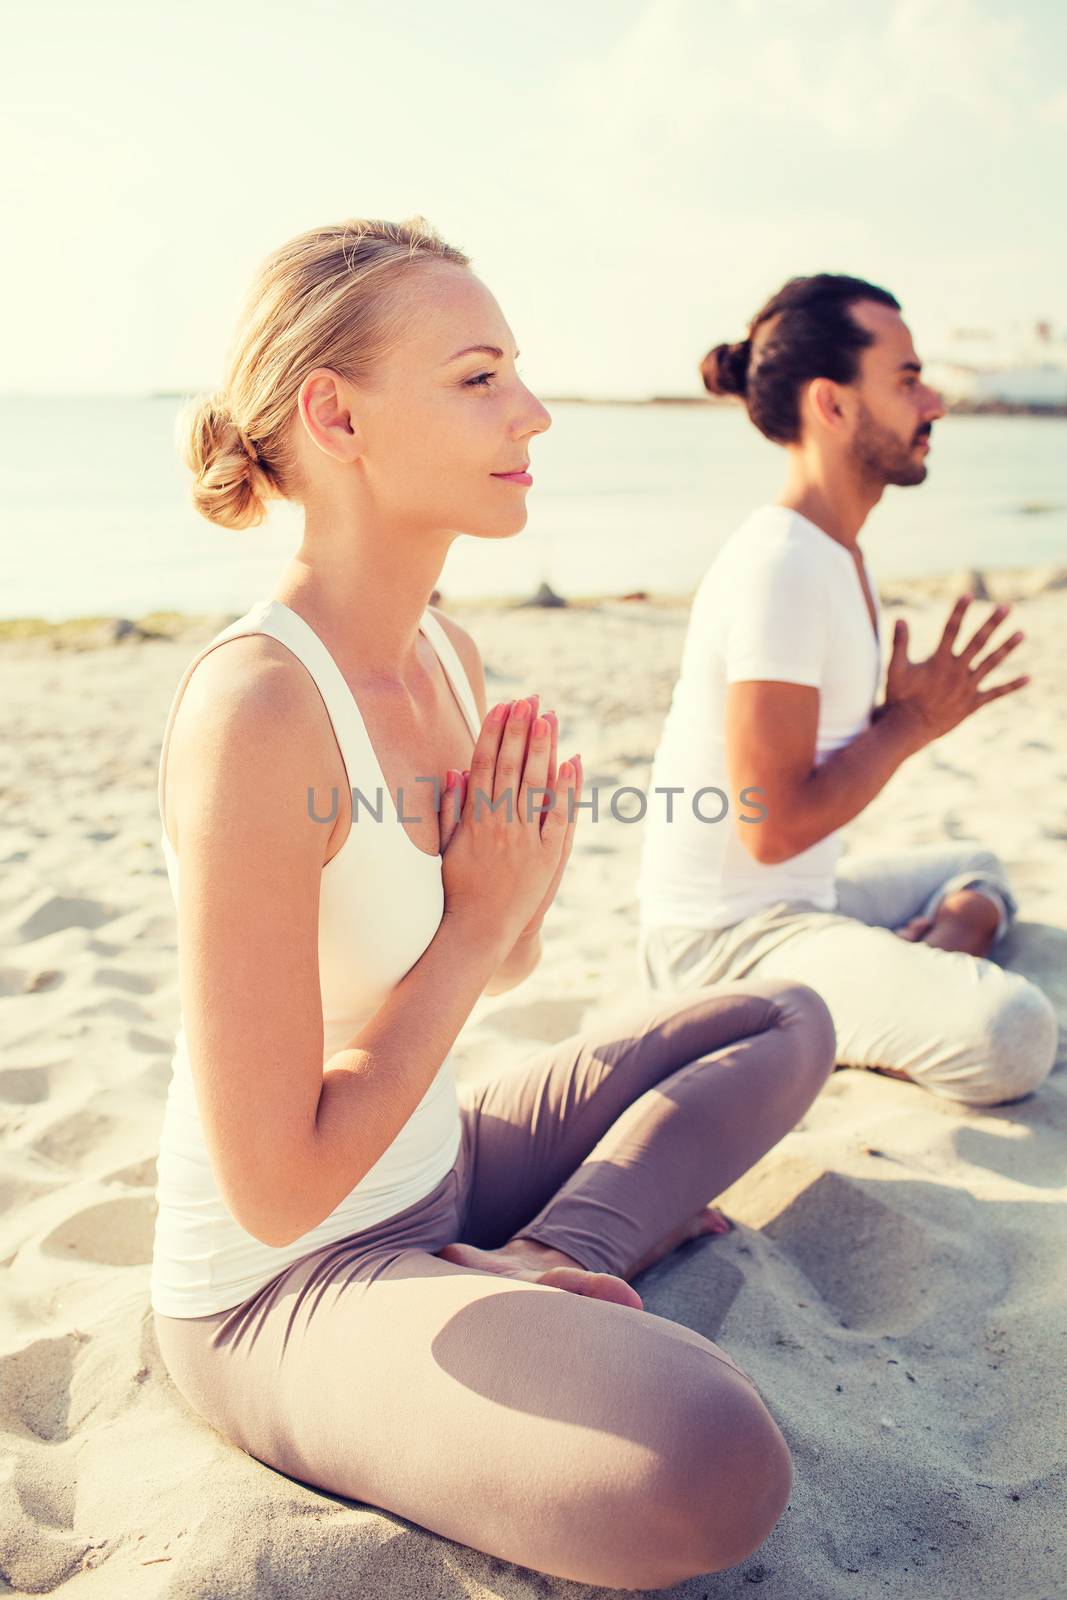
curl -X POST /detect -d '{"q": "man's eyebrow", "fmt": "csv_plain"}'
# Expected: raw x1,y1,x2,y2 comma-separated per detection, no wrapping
442,344,519,364
898,360,922,374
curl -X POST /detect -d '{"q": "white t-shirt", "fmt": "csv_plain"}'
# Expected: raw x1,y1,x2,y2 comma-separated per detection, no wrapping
635,504,883,931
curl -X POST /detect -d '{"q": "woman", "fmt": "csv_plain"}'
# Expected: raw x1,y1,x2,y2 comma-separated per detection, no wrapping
151,215,837,1591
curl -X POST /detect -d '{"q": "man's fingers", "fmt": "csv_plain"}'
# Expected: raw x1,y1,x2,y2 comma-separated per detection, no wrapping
974,675,1031,708
960,603,1011,662
971,630,1024,682
937,595,973,656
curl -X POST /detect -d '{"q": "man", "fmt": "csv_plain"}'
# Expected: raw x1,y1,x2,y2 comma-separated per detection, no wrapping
635,273,1057,1107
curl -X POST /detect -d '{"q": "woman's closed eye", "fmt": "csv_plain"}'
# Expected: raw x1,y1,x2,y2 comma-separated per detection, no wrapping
464,366,523,389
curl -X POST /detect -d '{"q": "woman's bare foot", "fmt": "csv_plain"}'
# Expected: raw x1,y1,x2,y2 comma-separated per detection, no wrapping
433,1238,644,1309
434,1204,733,1309
626,1204,733,1279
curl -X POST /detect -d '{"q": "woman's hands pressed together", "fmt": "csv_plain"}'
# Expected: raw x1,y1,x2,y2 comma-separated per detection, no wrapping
438,695,583,952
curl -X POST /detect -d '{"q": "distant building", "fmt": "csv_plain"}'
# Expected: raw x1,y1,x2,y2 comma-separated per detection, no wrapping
926,320,1067,408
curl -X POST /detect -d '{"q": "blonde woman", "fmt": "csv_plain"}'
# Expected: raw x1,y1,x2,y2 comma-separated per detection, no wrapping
151,216,836,1590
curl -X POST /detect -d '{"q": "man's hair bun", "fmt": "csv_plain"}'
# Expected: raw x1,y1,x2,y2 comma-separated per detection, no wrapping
700,339,752,399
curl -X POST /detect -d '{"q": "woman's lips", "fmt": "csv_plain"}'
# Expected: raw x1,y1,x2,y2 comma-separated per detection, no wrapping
491,470,533,485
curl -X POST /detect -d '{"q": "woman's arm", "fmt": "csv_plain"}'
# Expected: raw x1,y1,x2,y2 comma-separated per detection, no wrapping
483,926,542,995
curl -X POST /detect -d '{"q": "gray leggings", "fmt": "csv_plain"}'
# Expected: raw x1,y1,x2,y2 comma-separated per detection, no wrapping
154,979,836,1591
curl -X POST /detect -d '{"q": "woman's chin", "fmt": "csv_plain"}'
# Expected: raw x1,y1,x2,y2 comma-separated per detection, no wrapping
465,514,529,541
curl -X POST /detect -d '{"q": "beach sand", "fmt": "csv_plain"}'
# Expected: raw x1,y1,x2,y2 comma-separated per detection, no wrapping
1,568,1065,1598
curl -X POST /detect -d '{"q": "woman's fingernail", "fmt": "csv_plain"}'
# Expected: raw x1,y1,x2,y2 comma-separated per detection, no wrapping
513,699,530,720
491,702,508,722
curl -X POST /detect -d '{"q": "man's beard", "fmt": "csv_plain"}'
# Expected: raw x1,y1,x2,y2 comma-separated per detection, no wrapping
849,400,928,487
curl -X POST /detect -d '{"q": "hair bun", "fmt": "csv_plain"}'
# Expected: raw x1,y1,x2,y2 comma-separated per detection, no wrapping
700,339,751,399
177,392,270,531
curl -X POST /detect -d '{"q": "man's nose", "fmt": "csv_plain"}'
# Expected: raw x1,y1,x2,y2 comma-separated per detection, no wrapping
925,386,947,421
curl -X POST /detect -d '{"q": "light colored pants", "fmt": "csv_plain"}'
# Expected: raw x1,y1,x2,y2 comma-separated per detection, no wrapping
637,843,1058,1108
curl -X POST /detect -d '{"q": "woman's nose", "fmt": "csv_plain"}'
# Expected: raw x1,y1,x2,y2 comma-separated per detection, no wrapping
523,392,552,436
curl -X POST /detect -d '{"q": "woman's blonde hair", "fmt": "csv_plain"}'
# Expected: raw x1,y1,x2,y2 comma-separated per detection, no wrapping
179,216,470,530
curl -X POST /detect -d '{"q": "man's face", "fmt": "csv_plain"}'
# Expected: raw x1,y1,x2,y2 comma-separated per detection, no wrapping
845,302,946,487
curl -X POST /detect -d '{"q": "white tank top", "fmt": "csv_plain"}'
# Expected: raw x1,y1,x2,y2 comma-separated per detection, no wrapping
150,598,477,1317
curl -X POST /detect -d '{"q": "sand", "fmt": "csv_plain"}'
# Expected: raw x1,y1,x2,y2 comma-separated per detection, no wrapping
1,567,1065,1599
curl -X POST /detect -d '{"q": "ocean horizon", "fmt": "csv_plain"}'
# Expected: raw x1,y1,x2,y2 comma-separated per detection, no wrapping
2,397,1065,623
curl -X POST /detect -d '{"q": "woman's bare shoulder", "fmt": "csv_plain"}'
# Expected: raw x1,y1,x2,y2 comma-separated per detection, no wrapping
164,633,335,853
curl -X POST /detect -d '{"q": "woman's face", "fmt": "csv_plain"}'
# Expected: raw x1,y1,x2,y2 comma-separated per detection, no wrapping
331,263,552,541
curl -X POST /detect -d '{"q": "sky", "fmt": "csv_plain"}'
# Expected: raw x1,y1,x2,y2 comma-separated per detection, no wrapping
2,0,1065,398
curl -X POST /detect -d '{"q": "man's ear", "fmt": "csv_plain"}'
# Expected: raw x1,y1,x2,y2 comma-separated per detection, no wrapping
297,367,365,464
806,375,847,434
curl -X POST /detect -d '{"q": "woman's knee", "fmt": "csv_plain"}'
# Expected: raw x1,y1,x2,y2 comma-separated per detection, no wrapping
644,1366,793,1582
566,1350,791,1589
749,979,838,1093
941,978,1058,1106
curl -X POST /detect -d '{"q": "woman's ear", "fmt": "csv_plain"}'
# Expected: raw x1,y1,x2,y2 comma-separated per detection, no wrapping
297,367,365,464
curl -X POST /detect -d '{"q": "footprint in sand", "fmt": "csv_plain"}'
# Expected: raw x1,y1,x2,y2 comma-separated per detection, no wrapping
41,1195,156,1268
15,894,117,942
0,1064,52,1105
0,1332,81,1443
90,967,155,995
104,1156,158,1188
764,1169,987,1334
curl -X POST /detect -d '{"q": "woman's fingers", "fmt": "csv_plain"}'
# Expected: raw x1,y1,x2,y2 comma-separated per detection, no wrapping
543,710,558,823
492,698,534,807
518,713,554,826
544,753,581,843
465,701,512,821
438,769,463,853
458,696,575,856
564,753,582,847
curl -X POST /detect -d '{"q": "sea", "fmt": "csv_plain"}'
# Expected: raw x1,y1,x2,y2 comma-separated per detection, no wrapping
1,397,1064,622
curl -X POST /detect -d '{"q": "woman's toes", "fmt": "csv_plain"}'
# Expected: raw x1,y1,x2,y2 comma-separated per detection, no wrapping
699,1206,733,1237
538,1266,643,1309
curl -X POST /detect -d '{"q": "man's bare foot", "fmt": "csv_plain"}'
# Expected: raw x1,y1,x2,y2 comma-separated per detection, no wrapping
433,1237,644,1308
893,889,1000,956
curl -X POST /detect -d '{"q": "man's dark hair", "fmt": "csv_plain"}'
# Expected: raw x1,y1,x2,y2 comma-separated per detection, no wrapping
701,273,901,444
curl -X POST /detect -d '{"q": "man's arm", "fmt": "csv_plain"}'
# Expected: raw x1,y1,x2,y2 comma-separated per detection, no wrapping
430,606,543,994
726,680,923,866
